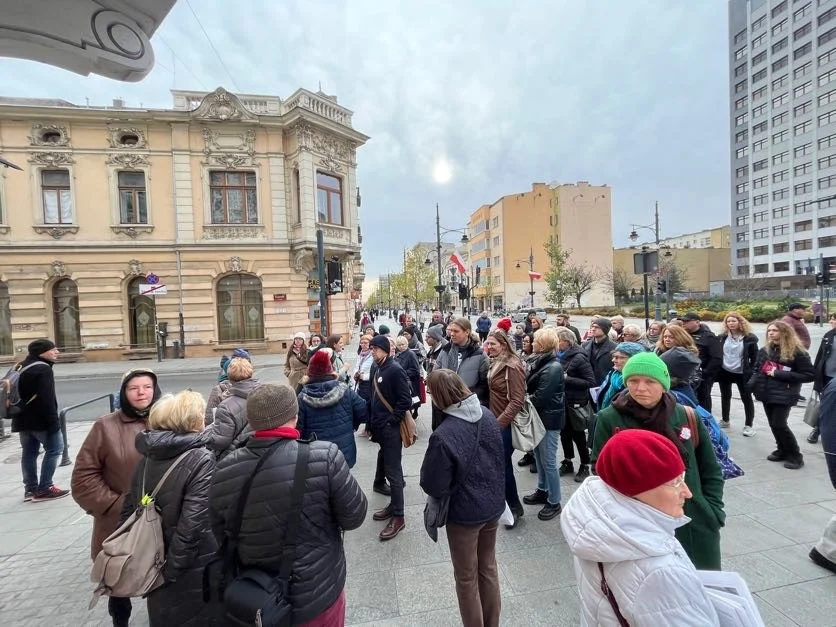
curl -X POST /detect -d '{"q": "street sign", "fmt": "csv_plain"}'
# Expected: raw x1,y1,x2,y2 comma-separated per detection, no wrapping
146,273,159,285
139,283,167,296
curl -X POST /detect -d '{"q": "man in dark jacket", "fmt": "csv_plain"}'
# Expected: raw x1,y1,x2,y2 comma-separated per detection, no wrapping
14,339,68,501
368,334,412,540
557,331,597,482
476,312,492,342
435,320,490,406
430,311,447,336
209,383,367,625
581,317,617,385
810,377,836,573
556,312,582,344
783,302,812,350
680,312,723,411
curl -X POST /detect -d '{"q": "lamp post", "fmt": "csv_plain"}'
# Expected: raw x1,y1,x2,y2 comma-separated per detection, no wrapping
514,246,536,309
431,203,469,312
629,201,662,322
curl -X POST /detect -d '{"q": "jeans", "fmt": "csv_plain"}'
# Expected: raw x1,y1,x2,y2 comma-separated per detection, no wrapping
717,369,755,426
560,409,590,465
376,423,404,516
532,430,562,505
763,403,801,459
19,429,63,492
500,426,522,509
446,519,501,627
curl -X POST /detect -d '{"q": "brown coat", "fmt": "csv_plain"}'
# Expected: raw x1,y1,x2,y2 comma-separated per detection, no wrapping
71,411,147,559
487,356,527,428
285,350,308,391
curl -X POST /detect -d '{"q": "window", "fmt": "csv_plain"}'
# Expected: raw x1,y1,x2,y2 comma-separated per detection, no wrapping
754,210,768,222
736,215,749,226
737,232,750,243
735,46,747,60
773,170,790,183
795,119,812,135
754,68,769,85
822,91,836,109
774,0,788,16
754,263,769,273
754,158,769,171
821,132,836,149
774,224,791,235
820,26,836,45
821,215,836,228
773,130,789,144
794,60,812,78
734,63,747,78
795,180,814,194
754,193,769,206
736,165,749,178
772,74,788,90
493,236,500,246
736,181,750,193
774,261,790,272
820,236,836,247
753,103,767,118
753,228,769,239
796,219,813,231
795,142,812,156
773,151,790,164
737,198,750,210
796,161,813,175
52,279,81,350
821,110,836,127
216,274,264,343
796,238,813,250
293,168,301,223
210,171,257,224
794,81,812,97
794,41,812,59
821,154,836,169
736,112,750,126
736,146,750,159
127,277,156,348
315,172,343,225
758,119,773,133
820,174,836,189
493,275,501,286
737,248,750,258
821,6,836,25
774,242,791,253
794,22,812,40
774,188,790,200
752,86,767,101
117,171,147,224
772,112,788,130
753,138,768,151
734,28,747,44
773,206,790,218
752,33,766,49
752,15,766,31
753,51,767,67
820,47,836,66
773,92,789,108
773,37,789,54
735,79,748,94
754,245,769,254
492,216,498,228
493,255,500,266
795,200,813,213
794,2,812,21
736,129,749,143
0,282,10,356
41,169,72,224
820,68,836,86
773,18,789,35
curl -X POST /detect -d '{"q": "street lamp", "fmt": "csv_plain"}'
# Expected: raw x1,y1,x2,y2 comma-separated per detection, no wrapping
431,203,469,312
514,246,536,308
629,201,663,322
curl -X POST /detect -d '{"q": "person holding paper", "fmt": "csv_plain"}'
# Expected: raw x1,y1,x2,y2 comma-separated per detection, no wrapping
562,429,720,626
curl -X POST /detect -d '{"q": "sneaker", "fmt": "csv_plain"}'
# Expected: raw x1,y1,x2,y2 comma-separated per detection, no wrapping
537,502,562,521
23,490,35,502
522,489,549,505
720,420,730,430
558,459,575,476
517,452,535,467
810,547,836,574
767,450,787,462
574,465,590,483
31,486,69,502
742,426,755,437
807,428,820,444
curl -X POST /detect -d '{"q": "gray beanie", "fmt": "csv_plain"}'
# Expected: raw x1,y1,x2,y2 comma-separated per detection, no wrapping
246,383,298,431
426,325,445,342
659,347,701,383
593,317,612,335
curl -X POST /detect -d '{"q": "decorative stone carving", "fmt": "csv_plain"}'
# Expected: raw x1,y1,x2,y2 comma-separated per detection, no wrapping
201,225,266,240
293,249,316,273
311,132,351,161
321,226,347,240
227,256,243,273
106,153,149,168
29,124,70,147
127,259,143,275
203,127,256,155
107,127,147,149
110,225,154,238
33,225,78,238
50,260,67,277
318,152,342,173
293,122,314,150
192,88,257,122
29,152,75,166
210,154,251,168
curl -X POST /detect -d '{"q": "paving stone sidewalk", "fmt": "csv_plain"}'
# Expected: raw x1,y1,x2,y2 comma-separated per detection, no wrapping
0,391,834,625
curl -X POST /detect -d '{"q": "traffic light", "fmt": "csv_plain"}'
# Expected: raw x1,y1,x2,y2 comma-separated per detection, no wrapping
825,265,832,286
475,266,481,286
817,272,825,285
656,279,667,293
458,284,468,300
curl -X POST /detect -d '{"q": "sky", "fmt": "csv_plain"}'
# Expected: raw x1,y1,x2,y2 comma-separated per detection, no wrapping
1,0,731,281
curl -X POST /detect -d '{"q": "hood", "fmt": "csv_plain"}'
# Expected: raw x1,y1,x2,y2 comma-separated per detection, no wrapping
135,429,208,460
228,377,260,396
559,345,582,361
300,380,348,408
119,369,162,421
443,393,483,423
560,476,690,564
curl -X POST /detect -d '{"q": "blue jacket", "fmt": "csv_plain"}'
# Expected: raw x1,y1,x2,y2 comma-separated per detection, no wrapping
420,397,505,525
476,316,492,333
368,357,412,430
297,380,367,468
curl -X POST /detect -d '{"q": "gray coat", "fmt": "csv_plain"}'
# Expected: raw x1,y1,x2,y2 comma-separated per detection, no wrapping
206,377,260,459
435,339,490,406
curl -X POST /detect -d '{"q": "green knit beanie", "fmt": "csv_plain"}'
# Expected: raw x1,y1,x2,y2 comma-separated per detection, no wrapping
621,351,671,391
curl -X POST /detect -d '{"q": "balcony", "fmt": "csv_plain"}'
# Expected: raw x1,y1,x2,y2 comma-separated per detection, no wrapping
283,90,353,127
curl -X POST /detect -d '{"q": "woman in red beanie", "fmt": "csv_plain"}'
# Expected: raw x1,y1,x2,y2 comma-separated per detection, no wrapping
562,429,720,626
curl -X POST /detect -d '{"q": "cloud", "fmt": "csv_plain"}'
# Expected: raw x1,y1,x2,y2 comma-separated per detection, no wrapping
0,0,730,278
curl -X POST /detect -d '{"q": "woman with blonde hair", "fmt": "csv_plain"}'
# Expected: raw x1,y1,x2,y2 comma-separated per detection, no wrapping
207,357,260,459
748,320,815,469
643,320,666,350
717,312,759,435
655,324,699,356
120,391,219,626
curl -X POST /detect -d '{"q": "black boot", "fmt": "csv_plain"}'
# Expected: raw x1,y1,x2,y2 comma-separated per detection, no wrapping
517,452,535,467
559,459,574,476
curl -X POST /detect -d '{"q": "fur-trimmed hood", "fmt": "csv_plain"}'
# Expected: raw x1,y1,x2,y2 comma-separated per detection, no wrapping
299,380,349,408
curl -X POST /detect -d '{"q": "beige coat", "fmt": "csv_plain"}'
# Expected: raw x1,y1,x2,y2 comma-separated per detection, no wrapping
285,350,309,390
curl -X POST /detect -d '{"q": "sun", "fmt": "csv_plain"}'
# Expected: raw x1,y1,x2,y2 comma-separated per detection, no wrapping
432,157,453,184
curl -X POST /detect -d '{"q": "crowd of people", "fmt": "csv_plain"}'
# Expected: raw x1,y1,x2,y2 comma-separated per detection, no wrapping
1,300,834,626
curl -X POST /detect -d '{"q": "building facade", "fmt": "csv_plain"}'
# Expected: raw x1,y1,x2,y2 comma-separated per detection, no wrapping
612,247,732,293
468,181,614,311
0,87,368,362
729,0,836,277
651,226,731,250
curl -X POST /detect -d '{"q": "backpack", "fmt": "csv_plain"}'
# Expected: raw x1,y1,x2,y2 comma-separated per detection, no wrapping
1,361,49,418
673,390,744,480
89,450,191,607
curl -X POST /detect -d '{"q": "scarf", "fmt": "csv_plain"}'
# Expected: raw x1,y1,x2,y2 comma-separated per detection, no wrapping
254,426,301,440
527,351,553,375
610,391,688,460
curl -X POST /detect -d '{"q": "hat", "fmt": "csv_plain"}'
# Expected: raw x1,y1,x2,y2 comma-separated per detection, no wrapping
621,351,671,391
307,349,335,378
497,318,512,333
613,342,646,358
679,312,701,322
378,324,390,335
28,339,56,356
597,429,686,497
293,332,307,341
788,302,807,311
426,325,445,342
246,383,298,431
370,335,392,353
592,317,612,335
232,348,252,361
659,347,701,383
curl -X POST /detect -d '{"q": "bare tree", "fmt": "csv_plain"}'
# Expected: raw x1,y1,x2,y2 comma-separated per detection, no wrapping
603,267,636,304
565,264,601,307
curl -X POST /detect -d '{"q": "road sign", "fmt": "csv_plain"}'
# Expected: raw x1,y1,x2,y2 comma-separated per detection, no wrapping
146,273,159,285
139,283,167,296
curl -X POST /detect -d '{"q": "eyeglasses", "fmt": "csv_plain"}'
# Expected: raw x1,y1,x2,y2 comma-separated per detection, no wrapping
664,475,687,491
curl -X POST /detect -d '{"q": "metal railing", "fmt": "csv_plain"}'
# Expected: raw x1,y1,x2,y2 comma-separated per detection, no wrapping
59,394,116,466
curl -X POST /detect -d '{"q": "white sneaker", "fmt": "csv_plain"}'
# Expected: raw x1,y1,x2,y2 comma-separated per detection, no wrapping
720,420,730,429
742,425,755,437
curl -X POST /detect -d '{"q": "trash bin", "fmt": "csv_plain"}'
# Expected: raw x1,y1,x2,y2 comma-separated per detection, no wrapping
168,340,179,360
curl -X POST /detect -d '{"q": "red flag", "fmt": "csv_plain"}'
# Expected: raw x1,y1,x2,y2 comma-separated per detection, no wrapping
450,252,466,274
528,271,542,280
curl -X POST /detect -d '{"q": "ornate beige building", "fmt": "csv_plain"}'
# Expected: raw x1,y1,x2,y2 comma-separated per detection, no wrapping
0,87,368,362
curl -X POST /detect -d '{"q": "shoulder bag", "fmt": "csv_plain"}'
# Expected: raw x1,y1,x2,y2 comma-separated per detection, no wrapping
373,376,417,448
423,418,483,543
203,441,309,627
598,562,630,626
803,391,820,428
506,368,545,452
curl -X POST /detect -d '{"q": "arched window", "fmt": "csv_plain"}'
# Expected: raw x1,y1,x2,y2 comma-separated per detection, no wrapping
0,282,11,355
52,279,81,350
127,277,156,348
216,274,264,343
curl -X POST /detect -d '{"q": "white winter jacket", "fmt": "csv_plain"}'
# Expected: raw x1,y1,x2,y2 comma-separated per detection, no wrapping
560,477,719,626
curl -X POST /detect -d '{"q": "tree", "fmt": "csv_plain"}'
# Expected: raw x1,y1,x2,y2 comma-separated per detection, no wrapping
543,239,571,308
391,245,437,309
604,268,636,304
565,264,601,307
659,257,689,295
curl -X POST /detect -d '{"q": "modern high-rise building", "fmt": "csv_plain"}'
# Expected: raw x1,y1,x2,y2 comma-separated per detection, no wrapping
729,0,836,277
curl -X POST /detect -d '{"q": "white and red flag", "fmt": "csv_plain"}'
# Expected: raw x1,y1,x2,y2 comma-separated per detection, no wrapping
528,270,543,280
450,252,467,274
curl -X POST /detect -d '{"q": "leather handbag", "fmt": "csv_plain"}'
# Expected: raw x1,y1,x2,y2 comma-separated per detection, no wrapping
373,376,417,447
505,369,545,452
803,392,820,428
568,402,593,431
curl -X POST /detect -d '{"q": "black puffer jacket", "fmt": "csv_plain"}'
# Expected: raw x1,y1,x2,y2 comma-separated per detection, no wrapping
748,346,815,406
526,352,565,430
209,437,367,625
206,377,260,459
558,345,596,406
121,430,220,626
15,356,58,433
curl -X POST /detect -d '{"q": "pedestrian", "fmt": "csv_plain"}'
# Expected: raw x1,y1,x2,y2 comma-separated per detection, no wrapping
495,317,512,335
476,311,492,342
119,391,220,626
597,342,646,411
307,333,324,358
620,323,644,346
782,302,812,350
482,329,526,527
810,377,836,574
205,355,231,425
394,335,422,419
555,328,596,483
522,328,565,521
810,312,836,444
326,334,353,385
421,369,504,627
813,300,824,325
72,368,162,627
717,312,758,436
581,317,617,385
512,324,526,352
643,320,665,350
208,383,367,625
352,334,375,429
562,429,721,625
748,320,815,470
284,332,308,392
679,312,723,412
433,317,490,425
610,315,626,343
524,310,537,334
206,357,260,460
368,334,412,539
592,352,726,570
13,338,68,501
520,332,534,356
424,324,449,374
555,312,582,344
297,349,367,468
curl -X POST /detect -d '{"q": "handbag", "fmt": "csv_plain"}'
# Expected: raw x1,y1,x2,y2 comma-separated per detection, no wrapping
803,392,820,427
203,441,309,627
423,418,483,542
568,402,592,432
505,369,546,452
373,376,417,448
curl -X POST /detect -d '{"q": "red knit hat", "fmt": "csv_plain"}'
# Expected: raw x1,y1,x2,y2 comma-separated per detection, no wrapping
596,429,685,497
497,317,512,332
307,348,335,378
